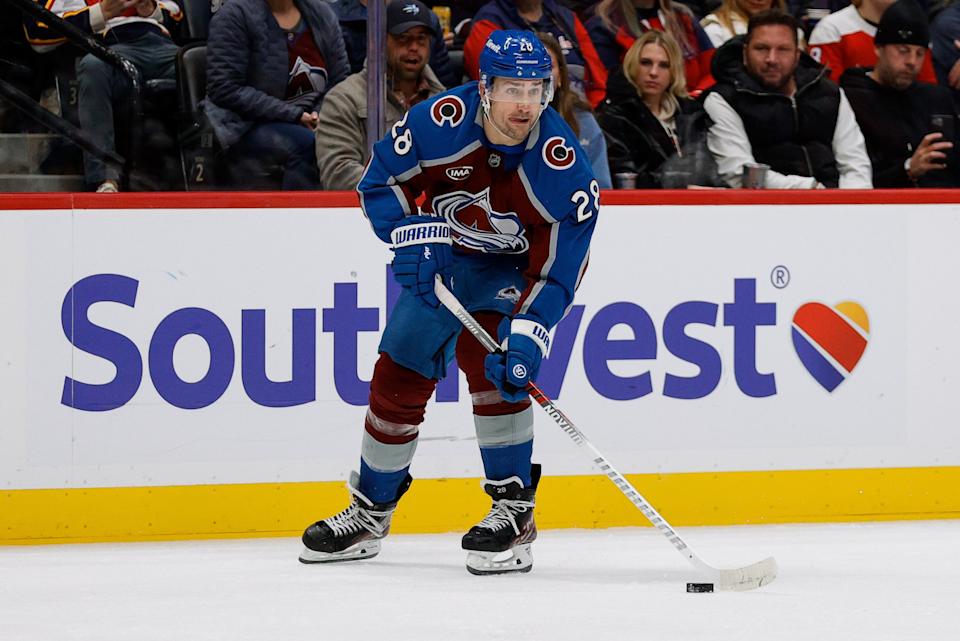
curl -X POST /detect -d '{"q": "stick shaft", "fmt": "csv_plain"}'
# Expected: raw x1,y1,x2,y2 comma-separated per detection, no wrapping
433,277,714,574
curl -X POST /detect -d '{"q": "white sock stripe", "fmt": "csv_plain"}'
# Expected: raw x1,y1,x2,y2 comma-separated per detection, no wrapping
471,390,504,406
390,221,452,248
365,408,419,437
510,318,551,357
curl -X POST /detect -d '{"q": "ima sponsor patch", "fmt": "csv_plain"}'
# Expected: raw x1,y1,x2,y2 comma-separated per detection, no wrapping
445,166,473,181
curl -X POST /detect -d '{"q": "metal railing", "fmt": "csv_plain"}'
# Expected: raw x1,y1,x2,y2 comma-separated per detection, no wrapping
1,0,143,184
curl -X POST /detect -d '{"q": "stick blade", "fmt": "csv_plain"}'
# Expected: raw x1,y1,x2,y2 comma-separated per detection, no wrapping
716,556,778,591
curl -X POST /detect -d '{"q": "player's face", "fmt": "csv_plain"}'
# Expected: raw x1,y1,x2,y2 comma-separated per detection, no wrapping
485,78,544,143
874,43,925,90
634,43,671,103
744,25,800,92
387,27,431,81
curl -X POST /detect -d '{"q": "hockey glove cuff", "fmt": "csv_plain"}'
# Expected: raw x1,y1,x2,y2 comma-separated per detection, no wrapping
484,317,550,403
390,216,453,308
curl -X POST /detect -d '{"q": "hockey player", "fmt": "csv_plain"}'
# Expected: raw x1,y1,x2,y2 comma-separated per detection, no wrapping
299,30,599,575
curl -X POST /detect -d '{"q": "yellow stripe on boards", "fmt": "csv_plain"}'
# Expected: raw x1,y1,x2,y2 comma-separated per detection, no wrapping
2,467,958,545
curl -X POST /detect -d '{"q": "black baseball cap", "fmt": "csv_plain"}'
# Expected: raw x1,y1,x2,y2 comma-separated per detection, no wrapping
386,0,437,36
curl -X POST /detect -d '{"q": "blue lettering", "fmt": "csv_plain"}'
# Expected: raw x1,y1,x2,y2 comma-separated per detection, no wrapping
536,305,585,399
662,302,721,400
241,309,316,407
61,274,143,412
723,278,777,398
149,308,235,409
322,282,379,406
583,302,656,400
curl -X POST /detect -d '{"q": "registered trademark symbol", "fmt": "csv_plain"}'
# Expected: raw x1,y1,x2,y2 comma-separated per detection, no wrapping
771,265,790,289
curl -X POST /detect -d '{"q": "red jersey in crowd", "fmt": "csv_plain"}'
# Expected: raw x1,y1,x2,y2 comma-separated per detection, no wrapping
808,4,937,84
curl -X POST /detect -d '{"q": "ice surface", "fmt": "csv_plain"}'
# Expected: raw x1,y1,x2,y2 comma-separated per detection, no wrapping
2,521,958,641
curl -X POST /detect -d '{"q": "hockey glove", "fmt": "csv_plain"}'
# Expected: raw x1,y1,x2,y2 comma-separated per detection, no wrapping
390,216,453,308
484,317,550,403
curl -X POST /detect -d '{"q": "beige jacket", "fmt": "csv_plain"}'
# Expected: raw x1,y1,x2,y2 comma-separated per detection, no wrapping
315,65,445,191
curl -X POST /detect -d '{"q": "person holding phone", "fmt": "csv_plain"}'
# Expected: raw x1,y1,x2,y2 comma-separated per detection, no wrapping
840,0,960,187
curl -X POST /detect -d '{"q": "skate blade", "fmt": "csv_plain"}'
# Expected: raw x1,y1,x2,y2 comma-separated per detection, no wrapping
465,544,532,575
298,539,381,564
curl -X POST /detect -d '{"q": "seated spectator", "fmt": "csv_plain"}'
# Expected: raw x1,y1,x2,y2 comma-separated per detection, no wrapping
930,1,960,94
701,0,806,48
808,0,937,83
24,0,184,192
597,30,722,187
841,0,958,186
538,33,613,188
205,0,347,189
586,0,716,94
704,10,873,188
316,0,446,190
331,0,459,88
464,0,609,107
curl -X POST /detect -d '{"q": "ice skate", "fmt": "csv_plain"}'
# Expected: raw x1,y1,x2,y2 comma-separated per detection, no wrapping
462,464,541,575
299,471,411,564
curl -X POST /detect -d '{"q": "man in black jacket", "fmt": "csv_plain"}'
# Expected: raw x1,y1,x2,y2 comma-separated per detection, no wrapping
703,10,872,188
840,0,958,188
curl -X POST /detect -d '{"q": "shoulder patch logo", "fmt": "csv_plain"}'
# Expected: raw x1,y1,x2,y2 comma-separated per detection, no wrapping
445,166,473,181
542,136,576,171
430,95,466,128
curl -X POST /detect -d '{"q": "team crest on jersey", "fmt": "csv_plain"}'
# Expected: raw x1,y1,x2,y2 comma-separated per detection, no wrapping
446,166,473,181
496,285,522,302
430,96,466,128
432,188,529,253
542,136,575,170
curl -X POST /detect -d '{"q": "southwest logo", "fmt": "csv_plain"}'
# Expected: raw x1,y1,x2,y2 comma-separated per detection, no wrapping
791,302,869,392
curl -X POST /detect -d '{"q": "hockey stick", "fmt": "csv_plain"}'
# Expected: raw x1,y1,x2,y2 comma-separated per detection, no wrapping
434,276,777,591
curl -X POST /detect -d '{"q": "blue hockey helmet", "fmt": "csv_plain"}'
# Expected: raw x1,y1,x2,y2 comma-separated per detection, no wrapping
478,30,555,116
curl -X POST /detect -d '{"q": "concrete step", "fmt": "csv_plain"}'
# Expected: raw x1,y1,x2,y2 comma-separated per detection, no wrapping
0,173,85,192
0,133,80,174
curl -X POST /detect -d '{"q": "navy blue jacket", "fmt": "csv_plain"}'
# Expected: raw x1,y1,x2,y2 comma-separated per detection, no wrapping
328,0,458,88
205,0,349,148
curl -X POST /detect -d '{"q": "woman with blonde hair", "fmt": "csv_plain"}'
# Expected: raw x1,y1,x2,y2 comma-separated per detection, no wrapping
701,0,806,48
538,33,612,189
596,30,721,188
585,0,716,94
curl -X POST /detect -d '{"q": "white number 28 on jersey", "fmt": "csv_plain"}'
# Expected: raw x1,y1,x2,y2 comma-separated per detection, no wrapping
570,180,600,223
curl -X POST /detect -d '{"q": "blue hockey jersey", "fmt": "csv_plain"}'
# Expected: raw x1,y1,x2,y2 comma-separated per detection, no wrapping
357,82,599,331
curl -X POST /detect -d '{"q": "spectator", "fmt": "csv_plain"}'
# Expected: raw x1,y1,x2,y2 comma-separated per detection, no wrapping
25,0,184,192
330,0,459,88
464,0,609,107
586,0,716,94
597,30,722,186
316,0,446,190
205,0,348,189
701,0,806,48
538,32,613,187
841,0,958,186
930,1,960,93
808,0,938,83
704,10,872,187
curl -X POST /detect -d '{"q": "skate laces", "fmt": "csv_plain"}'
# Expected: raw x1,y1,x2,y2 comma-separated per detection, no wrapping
476,498,534,536
324,494,393,538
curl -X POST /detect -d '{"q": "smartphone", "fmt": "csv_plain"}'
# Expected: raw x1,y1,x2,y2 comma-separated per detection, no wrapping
930,114,955,143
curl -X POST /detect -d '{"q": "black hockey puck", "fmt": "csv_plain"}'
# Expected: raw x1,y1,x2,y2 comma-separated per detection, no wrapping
686,582,715,593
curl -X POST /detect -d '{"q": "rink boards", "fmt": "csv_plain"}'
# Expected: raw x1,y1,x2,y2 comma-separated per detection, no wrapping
1,191,959,543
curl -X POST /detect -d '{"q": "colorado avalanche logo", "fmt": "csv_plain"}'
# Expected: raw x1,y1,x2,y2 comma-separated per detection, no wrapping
542,136,575,170
431,96,466,128
432,188,529,253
